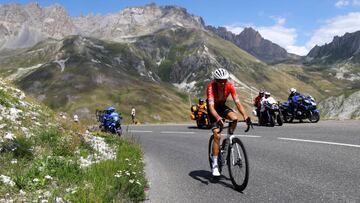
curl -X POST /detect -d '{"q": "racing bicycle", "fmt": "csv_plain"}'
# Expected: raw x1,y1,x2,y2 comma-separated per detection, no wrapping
208,120,253,192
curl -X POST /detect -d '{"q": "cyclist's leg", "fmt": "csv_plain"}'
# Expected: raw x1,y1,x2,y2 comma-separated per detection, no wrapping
225,107,237,135
212,127,221,156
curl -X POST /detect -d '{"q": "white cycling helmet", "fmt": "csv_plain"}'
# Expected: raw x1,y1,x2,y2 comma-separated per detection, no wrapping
290,88,296,93
213,68,230,80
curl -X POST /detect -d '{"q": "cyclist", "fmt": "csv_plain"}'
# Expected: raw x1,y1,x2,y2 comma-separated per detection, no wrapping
207,68,252,176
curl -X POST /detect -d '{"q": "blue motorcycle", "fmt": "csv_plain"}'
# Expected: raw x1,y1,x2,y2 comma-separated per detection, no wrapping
96,108,122,136
280,95,320,123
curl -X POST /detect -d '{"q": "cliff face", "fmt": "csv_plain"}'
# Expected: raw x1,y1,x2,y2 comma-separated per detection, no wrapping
0,3,205,50
319,91,360,119
207,26,297,64
306,31,360,63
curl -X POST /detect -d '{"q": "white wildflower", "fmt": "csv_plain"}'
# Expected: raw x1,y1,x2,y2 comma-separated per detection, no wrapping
43,191,51,198
44,175,53,180
125,171,130,176
0,123,6,129
4,132,15,140
55,197,64,203
11,159,17,164
136,181,141,185
19,189,26,196
33,178,39,182
132,172,136,175
128,163,132,166
129,179,134,183
40,199,48,203
125,158,130,161
114,174,121,178
0,175,16,187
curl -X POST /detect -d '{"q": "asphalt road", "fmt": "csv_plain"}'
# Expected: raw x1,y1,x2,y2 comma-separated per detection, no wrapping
125,120,360,203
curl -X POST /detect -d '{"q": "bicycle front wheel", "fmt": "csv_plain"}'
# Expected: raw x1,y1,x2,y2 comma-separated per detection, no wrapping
228,138,249,192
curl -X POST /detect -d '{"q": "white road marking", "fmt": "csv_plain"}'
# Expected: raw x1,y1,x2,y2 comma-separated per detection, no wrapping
161,131,195,134
278,137,360,148
129,130,153,133
233,134,261,138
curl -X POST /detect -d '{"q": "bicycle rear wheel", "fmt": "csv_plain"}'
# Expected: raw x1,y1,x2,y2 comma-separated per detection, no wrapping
228,138,249,192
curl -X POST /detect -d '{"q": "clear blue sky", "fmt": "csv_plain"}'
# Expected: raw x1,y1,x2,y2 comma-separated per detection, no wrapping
1,0,360,55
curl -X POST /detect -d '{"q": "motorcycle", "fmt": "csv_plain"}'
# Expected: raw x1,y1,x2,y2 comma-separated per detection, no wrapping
281,95,320,123
259,101,283,127
96,110,123,136
190,105,211,129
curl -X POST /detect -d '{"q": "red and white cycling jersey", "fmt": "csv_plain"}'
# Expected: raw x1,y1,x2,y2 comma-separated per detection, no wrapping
207,80,240,107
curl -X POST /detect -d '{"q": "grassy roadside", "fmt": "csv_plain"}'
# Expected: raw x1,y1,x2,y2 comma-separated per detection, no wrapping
0,78,147,202
1,129,147,202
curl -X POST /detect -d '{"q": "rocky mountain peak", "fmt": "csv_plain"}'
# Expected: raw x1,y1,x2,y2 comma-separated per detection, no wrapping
207,26,292,64
0,2,205,50
306,30,360,63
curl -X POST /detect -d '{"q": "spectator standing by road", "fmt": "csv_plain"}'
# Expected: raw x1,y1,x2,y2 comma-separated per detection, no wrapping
131,107,136,124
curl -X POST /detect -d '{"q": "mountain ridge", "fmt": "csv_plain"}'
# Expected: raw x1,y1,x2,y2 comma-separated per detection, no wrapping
206,26,300,64
306,30,360,64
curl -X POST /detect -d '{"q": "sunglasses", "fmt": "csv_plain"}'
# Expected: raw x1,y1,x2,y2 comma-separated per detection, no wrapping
215,79,227,84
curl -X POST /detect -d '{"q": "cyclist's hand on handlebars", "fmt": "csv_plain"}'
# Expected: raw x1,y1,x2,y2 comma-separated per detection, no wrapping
244,117,253,132
216,117,224,127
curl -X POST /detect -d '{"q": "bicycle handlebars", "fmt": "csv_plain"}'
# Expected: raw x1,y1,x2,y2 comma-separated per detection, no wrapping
221,119,254,133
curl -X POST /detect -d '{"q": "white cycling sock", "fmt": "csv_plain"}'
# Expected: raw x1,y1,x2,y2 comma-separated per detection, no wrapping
212,156,218,168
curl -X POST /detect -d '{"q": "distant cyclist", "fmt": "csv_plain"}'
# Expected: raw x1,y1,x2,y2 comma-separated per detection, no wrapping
207,68,252,176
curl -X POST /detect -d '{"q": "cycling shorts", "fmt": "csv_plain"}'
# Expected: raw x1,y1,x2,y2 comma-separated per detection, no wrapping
209,105,234,130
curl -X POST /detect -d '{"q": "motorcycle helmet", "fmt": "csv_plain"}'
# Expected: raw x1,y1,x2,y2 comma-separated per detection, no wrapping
290,88,297,94
264,92,270,97
106,106,115,114
213,68,230,80
199,98,204,104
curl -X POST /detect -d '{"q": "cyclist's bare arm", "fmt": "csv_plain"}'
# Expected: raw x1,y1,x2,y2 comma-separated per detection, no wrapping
235,101,249,120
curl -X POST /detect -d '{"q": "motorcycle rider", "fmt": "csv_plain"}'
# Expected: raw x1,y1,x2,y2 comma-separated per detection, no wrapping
253,90,264,118
207,68,252,177
198,98,207,113
288,88,301,101
288,88,302,115
260,92,276,125
103,107,121,128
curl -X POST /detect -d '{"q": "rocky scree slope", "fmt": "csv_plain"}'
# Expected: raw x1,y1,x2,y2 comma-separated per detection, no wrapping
318,90,360,119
